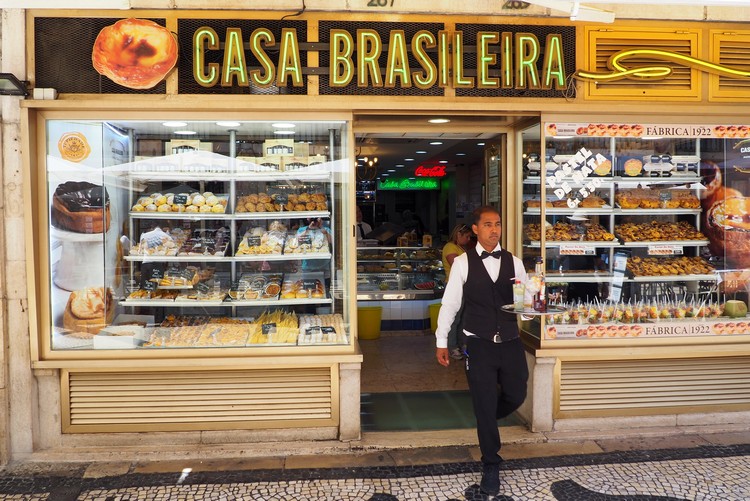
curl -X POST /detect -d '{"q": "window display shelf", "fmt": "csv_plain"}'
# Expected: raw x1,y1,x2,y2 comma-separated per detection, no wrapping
618,240,709,248
233,210,330,221
124,255,228,262
525,240,621,248
234,253,331,262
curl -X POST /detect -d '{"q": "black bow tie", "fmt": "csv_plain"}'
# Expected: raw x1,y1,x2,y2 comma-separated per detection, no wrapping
481,250,502,259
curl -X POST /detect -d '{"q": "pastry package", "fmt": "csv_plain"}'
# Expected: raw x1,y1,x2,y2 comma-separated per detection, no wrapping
297,314,348,345
280,275,326,299
283,230,329,254
177,227,230,256
235,228,285,255
228,273,283,301
130,226,189,256
62,287,115,336
247,310,299,345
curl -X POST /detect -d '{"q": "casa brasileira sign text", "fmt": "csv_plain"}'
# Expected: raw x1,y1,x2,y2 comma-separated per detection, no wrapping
192,26,569,91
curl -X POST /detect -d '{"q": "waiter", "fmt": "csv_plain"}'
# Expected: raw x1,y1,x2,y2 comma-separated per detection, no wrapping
355,206,373,241
435,205,530,497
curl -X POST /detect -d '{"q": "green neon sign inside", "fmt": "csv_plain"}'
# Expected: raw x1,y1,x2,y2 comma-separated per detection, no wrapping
378,178,440,190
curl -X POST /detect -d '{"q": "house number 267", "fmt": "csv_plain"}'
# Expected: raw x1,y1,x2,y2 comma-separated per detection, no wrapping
368,0,395,6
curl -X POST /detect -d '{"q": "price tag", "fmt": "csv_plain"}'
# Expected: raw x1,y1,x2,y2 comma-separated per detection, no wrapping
321,326,336,334
613,252,629,273
150,268,164,280
648,245,683,256
181,269,195,280
261,323,277,335
559,244,595,256
230,280,241,291
303,279,320,289
247,235,261,247
196,282,211,293
305,326,322,336
275,194,288,204
298,235,312,245
143,280,158,291
173,194,188,205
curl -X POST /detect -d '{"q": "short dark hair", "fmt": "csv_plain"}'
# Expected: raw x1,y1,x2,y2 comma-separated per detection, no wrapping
472,206,500,225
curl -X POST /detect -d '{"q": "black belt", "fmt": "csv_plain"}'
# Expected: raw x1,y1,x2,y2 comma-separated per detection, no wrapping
475,332,519,344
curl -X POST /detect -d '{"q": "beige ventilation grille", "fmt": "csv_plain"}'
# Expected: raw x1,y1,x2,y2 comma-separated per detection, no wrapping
63,367,336,433
583,29,701,100
559,357,750,416
710,31,750,101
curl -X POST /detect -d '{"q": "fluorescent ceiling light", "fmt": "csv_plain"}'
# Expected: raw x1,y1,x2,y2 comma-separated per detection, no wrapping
274,130,295,135
404,158,415,161
430,141,443,145
416,150,427,154
439,160,448,164
456,153,466,156
174,130,197,135
272,123,295,128
216,121,240,127
428,118,450,124
163,121,187,127
477,142,485,146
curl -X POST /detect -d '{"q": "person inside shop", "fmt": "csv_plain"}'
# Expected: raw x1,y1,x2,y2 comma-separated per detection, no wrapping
441,223,473,360
356,205,373,241
434,206,530,497
401,209,425,238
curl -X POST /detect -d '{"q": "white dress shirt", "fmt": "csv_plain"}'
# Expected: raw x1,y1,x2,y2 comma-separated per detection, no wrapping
356,221,373,240
435,243,529,348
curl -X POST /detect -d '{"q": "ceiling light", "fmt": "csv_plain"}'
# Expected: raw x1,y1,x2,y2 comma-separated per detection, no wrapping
272,123,296,128
163,121,187,127
396,164,405,167
416,150,427,154
429,141,443,145
174,130,197,135
216,121,241,127
387,169,396,172
428,118,450,124
456,153,466,156
477,142,485,146
551,135,573,139
405,158,415,161
274,130,295,135
439,160,448,164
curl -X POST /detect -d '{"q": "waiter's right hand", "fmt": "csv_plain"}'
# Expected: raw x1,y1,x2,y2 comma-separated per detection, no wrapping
436,347,450,367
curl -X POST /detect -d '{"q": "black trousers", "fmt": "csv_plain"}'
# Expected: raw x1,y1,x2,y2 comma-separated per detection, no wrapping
464,335,529,465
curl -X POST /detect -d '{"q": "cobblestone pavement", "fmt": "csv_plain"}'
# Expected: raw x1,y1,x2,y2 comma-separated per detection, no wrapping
0,443,748,500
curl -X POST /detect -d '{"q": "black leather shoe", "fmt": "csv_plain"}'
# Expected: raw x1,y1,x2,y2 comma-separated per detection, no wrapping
480,462,500,496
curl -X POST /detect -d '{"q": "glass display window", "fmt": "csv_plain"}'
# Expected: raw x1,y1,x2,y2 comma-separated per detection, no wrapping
522,121,750,342
43,118,353,352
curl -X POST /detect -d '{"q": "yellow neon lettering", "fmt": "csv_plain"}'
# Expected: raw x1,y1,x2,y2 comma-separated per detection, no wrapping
438,30,450,88
193,27,219,87
385,30,411,88
501,32,513,88
249,28,275,87
477,32,499,89
515,33,540,90
222,28,248,87
330,29,354,87
453,32,474,88
357,29,383,87
543,34,565,89
411,30,437,89
277,28,302,87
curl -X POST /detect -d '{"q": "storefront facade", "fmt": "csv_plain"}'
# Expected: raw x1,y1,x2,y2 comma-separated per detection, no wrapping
2,4,750,462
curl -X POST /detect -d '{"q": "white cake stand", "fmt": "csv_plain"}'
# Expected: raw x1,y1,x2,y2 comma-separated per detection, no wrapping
51,226,106,292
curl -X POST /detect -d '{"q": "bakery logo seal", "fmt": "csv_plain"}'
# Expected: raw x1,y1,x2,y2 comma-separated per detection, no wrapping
58,132,91,162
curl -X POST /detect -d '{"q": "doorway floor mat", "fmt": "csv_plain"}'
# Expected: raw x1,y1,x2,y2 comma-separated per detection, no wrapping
360,390,522,431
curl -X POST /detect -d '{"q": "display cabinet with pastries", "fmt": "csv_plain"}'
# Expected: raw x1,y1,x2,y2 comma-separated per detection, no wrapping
356,246,444,300
43,118,355,352
519,121,750,343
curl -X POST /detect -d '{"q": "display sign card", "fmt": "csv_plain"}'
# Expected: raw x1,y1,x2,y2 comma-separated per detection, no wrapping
196,282,211,294
648,245,683,256
546,319,750,340
305,326,322,336
173,194,188,205
261,323,277,335
143,280,158,291
559,244,596,256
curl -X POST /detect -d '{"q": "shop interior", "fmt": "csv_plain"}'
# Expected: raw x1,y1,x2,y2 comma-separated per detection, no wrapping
353,115,531,432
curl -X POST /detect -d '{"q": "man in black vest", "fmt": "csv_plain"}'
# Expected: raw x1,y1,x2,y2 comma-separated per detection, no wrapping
435,205,530,497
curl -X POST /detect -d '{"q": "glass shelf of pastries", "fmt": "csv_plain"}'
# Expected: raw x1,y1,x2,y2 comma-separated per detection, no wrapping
45,118,353,351
356,247,444,299
524,121,750,343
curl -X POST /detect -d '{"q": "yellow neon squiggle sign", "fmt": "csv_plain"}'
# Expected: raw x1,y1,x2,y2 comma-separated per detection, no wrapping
575,48,750,82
